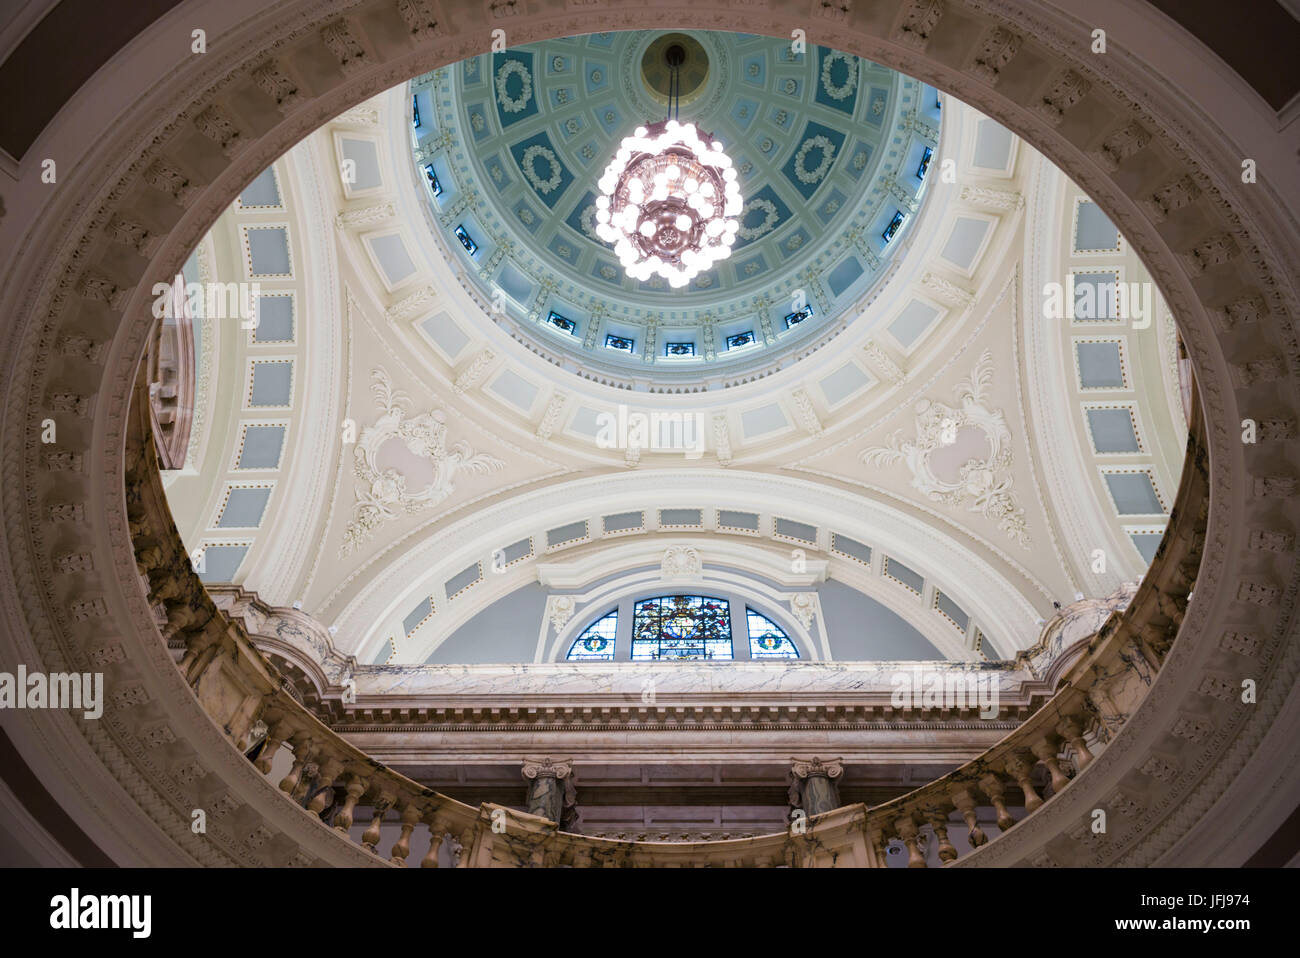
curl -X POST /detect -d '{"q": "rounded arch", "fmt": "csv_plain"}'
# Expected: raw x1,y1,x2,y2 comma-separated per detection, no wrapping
549,576,821,662
333,471,1041,663
1,0,1295,867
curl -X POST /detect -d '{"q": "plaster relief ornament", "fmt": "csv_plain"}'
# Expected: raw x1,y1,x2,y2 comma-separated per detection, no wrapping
341,368,505,554
661,544,703,579
821,51,859,100
547,594,577,633
495,59,533,113
789,592,817,630
860,349,1030,546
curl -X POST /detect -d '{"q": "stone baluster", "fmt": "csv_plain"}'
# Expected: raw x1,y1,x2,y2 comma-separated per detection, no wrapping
949,786,988,847
451,831,468,867
894,816,927,868
362,792,394,851
292,761,319,803
389,803,422,866
333,774,368,832
1003,753,1044,812
254,719,292,774
924,805,958,863
1057,716,1094,770
978,772,1018,830
1031,735,1072,795
867,827,889,868
307,758,343,817
421,818,447,868
278,738,314,794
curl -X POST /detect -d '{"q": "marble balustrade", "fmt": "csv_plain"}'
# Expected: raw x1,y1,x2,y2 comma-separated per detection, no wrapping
126,375,1207,866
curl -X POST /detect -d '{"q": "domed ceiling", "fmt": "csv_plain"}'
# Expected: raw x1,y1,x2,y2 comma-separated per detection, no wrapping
411,31,939,383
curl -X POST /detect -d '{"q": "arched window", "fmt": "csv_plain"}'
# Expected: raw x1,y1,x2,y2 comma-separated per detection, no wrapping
632,595,733,660
561,596,804,662
746,609,799,659
566,609,618,660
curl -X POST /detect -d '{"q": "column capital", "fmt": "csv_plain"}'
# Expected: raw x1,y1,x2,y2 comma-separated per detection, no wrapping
791,756,844,780
521,757,574,780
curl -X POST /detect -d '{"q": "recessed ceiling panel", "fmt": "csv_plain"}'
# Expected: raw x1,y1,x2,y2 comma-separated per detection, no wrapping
1076,341,1126,389
1086,407,1141,453
340,137,383,191
238,167,281,208
1104,471,1165,515
740,402,788,437
368,233,417,287
972,117,1014,171
419,311,470,361
888,299,940,349
1074,200,1120,252
248,360,293,407
246,227,291,276
216,486,272,528
252,294,294,343
236,425,287,469
939,217,991,271
197,544,249,583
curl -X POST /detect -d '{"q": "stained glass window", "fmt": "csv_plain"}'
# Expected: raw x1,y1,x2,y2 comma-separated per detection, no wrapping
784,304,815,328
746,609,799,659
881,210,905,243
566,610,617,660
547,310,576,334
423,163,443,197
632,595,732,660
454,224,478,254
916,146,933,180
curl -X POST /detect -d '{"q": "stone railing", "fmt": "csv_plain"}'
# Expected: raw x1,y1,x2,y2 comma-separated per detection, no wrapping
127,367,1206,866
856,395,1208,867
143,284,195,470
210,581,1132,722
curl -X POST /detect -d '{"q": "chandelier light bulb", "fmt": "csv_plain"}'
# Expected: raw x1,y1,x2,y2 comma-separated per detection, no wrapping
595,120,742,286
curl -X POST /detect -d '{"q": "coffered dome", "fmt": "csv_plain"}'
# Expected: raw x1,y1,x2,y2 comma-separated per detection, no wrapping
412,31,938,383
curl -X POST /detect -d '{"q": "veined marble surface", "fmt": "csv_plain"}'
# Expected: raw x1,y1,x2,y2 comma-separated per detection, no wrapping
354,659,1033,698
212,584,1129,703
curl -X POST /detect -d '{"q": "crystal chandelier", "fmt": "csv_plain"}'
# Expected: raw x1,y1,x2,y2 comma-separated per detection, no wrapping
594,45,741,288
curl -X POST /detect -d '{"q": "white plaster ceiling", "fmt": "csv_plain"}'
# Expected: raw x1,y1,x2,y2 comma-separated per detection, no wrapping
160,33,1187,670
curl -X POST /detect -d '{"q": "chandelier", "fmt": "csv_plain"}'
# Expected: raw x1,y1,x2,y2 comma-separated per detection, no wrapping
594,44,741,288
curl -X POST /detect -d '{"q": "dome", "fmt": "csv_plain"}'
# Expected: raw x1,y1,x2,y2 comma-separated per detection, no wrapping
411,31,938,384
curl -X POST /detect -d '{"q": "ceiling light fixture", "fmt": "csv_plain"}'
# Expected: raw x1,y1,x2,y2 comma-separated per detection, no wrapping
595,43,741,288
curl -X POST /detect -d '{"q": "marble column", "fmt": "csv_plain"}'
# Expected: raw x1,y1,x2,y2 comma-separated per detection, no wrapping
791,757,844,816
521,758,574,825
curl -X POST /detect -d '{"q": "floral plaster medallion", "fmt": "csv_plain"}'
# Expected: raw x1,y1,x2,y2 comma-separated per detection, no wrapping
342,368,505,555
861,349,1030,546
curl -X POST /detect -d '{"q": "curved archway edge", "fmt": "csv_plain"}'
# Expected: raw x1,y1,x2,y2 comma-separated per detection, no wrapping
1,0,1297,866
